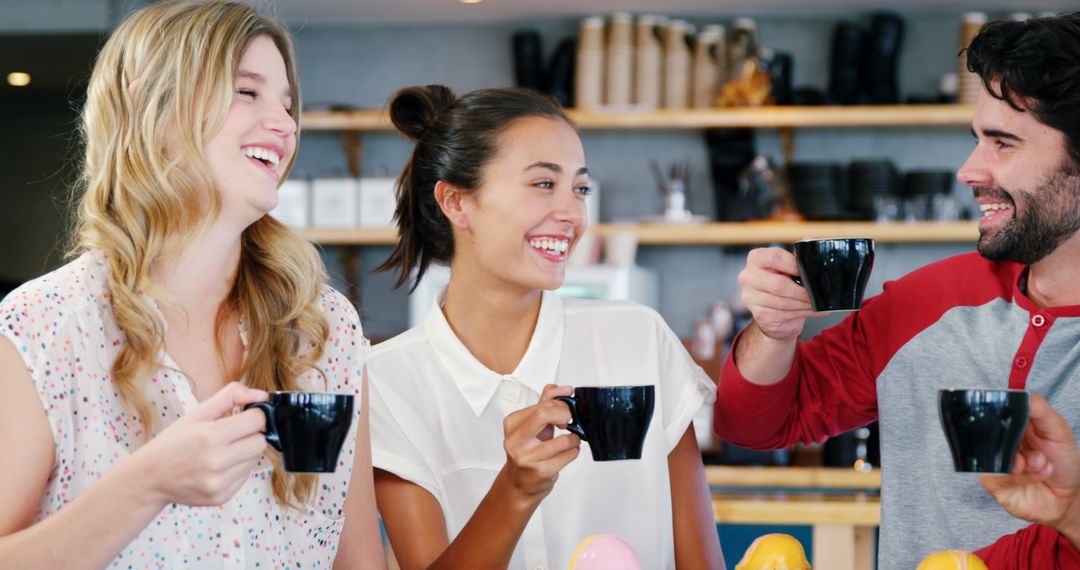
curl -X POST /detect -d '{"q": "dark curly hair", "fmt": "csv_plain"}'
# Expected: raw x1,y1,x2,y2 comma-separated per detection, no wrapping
375,85,572,291
965,12,1080,166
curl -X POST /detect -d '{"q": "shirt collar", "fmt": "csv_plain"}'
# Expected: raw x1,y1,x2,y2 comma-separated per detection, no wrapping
424,288,564,416
1013,264,1080,317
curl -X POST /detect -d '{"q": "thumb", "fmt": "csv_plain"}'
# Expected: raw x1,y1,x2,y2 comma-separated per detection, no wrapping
188,382,269,422
1028,395,1074,443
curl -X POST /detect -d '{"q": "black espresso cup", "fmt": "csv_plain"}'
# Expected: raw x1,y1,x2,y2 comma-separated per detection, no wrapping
245,392,355,473
793,237,875,312
939,389,1030,473
555,385,655,461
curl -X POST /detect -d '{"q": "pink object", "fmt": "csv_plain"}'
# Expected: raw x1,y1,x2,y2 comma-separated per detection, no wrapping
568,534,642,570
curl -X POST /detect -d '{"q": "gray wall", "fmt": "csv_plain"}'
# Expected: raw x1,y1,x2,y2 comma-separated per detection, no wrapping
292,12,989,339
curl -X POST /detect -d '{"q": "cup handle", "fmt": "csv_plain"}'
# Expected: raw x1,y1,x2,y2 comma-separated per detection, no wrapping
244,402,283,452
553,395,587,441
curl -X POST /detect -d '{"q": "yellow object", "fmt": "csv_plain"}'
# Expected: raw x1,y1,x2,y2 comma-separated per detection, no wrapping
735,533,811,570
916,550,989,570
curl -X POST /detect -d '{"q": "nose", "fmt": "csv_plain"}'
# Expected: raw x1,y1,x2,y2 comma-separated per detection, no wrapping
263,101,297,137
957,142,992,188
553,187,587,229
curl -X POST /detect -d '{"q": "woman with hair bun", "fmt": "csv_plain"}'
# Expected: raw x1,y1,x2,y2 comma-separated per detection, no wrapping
0,1,385,567
367,84,724,569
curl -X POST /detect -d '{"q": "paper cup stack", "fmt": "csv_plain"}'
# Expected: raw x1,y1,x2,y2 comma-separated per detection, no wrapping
956,12,987,104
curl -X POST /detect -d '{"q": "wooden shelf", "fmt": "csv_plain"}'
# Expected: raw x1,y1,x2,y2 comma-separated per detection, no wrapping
302,104,974,132
705,466,880,489
601,220,978,244
712,492,880,526
297,221,977,246
301,227,398,245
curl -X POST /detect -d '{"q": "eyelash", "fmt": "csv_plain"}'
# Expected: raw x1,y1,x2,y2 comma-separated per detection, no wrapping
237,87,294,116
534,180,592,197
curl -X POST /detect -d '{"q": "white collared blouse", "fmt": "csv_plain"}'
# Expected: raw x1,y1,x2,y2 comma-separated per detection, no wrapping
368,290,716,570
0,251,366,569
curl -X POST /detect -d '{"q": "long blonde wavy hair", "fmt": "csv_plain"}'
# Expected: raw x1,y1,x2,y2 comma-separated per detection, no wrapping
71,0,328,509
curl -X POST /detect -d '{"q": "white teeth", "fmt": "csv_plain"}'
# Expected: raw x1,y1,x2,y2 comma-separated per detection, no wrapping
242,146,281,168
529,237,569,254
979,203,1011,216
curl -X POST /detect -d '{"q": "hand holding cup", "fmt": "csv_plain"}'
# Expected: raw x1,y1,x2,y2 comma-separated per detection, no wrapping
738,247,825,342
500,384,581,500
136,382,271,507
978,395,1080,541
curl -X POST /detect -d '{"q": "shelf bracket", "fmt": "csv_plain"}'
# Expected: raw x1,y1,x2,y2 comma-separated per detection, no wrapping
339,132,364,178
337,247,363,311
336,131,364,310
780,127,796,164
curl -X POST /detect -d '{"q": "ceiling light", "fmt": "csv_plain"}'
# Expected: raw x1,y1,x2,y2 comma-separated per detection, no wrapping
7,72,31,87
460,0,483,4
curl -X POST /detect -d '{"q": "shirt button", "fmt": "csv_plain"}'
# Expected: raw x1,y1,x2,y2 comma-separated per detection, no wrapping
1015,356,1029,369
1032,314,1046,327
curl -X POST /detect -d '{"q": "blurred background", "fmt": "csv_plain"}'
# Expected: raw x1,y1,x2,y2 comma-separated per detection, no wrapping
4,3,1076,566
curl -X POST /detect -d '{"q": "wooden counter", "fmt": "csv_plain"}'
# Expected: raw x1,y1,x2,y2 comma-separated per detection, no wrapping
706,465,881,489
713,492,879,570
709,467,881,570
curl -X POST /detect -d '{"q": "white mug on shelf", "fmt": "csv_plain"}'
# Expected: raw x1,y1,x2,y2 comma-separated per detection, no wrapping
604,231,639,267
270,178,310,228
358,177,397,228
311,177,359,228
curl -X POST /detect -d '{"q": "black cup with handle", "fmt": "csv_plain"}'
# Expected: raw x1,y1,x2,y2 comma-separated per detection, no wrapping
555,385,655,461
245,391,354,473
793,237,875,312
939,388,1030,473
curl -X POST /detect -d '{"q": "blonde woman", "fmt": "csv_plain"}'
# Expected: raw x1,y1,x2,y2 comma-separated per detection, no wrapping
0,1,385,567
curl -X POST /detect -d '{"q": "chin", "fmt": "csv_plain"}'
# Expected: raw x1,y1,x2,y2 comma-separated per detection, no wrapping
529,272,565,292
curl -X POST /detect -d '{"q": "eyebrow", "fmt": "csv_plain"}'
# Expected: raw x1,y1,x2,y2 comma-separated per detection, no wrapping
238,70,293,100
524,161,589,176
971,127,1023,142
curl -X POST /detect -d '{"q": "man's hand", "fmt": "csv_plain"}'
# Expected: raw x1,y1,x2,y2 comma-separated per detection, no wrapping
980,395,1080,548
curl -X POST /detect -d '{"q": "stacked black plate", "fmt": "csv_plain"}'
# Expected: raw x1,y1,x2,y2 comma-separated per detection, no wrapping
788,162,849,220
903,170,954,220
904,170,954,196
848,159,900,219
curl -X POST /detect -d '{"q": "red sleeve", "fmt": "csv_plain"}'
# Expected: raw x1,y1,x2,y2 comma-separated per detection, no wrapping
975,524,1080,569
713,253,1020,450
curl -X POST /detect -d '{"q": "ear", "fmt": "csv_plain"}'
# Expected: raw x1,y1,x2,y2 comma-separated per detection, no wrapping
126,76,142,101
434,180,470,230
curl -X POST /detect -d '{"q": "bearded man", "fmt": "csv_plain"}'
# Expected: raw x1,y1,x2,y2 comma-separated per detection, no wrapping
712,12,1080,570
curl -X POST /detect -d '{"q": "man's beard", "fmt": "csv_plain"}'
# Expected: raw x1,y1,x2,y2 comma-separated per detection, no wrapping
977,160,1080,265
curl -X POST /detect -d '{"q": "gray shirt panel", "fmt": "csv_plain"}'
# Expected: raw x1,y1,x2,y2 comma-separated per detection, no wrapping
876,298,1080,569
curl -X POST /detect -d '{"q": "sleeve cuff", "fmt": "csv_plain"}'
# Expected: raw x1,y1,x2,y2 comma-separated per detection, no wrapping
371,452,442,507
663,365,716,453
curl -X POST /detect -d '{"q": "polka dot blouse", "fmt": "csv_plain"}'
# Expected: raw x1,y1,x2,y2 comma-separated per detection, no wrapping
0,251,366,568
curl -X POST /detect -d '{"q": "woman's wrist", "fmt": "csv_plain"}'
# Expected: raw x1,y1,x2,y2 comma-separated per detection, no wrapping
493,466,546,515
109,448,172,513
